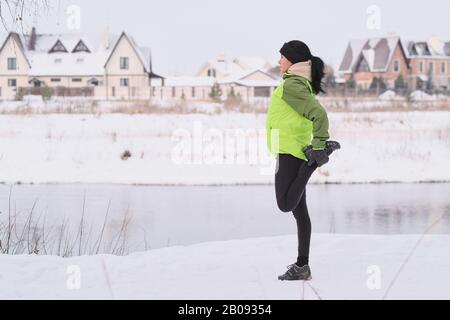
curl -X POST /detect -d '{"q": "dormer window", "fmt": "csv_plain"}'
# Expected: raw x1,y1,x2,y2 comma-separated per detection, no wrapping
72,40,90,53
49,40,68,53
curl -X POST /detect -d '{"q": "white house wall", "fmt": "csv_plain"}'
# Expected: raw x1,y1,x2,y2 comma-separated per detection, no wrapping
0,36,29,99
104,34,149,99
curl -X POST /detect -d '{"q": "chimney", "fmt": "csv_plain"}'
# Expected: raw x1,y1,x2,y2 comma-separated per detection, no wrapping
429,34,440,54
28,27,37,50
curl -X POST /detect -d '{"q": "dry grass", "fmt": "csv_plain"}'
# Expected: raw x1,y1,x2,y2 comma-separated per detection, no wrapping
0,96,448,115
0,186,135,257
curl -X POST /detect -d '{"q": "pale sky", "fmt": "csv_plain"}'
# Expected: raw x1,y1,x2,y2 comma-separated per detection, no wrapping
2,0,449,76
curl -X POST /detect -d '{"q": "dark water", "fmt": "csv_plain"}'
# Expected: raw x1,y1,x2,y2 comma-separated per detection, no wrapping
0,183,449,252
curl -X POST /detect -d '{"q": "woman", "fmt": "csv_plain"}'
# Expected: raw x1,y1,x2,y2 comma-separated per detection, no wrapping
266,40,340,281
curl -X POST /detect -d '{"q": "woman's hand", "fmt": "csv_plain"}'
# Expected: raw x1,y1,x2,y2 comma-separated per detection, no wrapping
303,146,329,167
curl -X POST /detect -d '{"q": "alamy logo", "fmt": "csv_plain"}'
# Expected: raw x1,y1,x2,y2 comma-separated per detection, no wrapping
66,265,81,290
366,5,381,30
170,121,278,176
366,265,382,290
66,5,81,30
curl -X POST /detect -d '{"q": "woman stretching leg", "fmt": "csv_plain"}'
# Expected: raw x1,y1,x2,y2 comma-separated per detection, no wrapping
266,40,340,281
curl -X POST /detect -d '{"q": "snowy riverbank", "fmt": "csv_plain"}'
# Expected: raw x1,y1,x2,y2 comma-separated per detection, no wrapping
1,233,449,300
0,111,449,184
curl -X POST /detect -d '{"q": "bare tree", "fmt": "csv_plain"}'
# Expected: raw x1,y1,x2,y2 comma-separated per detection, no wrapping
0,0,49,33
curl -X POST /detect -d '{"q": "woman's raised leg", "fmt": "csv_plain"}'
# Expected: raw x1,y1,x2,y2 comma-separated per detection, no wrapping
275,154,317,213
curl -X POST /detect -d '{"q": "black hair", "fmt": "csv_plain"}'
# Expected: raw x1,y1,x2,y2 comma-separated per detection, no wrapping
280,40,326,94
310,55,326,94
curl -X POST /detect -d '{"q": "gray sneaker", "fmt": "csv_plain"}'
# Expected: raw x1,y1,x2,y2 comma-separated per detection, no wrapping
278,263,312,281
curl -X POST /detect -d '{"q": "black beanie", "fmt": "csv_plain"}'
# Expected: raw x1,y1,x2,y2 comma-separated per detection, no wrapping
279,40,312,64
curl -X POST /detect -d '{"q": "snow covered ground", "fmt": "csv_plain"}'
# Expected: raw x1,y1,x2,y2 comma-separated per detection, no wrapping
0,111,449,184
1,233,449,300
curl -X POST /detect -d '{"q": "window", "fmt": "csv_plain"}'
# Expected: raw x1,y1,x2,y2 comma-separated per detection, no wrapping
192,87,195,97
49,40,68,53
419,61,424,73
393,60,400,72
441,62,447,74
120,78,129,87
72,78,82,82
120,57,129,70
7,57,16,70
72,40,90,53
51,78,61,83
254,87,271,97
172,87,176,97
54,58,62,64
355,57,369,72
76,58,84,63
8,79,17,87
207,68,216,77
429,62,434,74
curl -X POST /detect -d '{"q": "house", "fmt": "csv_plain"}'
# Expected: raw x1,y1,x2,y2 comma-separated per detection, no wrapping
0,28,280,101
338,35,450,91
403,36,450,90
149,55,280,101
0,28,163,100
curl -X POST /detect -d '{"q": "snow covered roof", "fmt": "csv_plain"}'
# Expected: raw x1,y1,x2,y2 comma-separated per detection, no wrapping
339,36,402,73
232,56,271,71
28,52,110,76
200,54,273,78
1,31,156,77
403,38,450,58
204,55,243,76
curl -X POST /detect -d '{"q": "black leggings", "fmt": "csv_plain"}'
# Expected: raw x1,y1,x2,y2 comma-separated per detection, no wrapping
275,153,317,266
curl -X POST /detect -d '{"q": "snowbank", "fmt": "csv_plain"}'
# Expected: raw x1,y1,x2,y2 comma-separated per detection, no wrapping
0,112,449,184
1,233,449,299
378,90,398,100
410,90,434,101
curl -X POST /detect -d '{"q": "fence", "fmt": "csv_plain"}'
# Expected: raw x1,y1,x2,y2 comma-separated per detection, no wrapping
20,86,95,97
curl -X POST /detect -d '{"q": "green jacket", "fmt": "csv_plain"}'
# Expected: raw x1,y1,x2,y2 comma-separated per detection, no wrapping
266,73,329,161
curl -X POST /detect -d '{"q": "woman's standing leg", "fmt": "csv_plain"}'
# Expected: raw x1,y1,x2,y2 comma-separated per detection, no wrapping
276,156,315,280
292,188,311,267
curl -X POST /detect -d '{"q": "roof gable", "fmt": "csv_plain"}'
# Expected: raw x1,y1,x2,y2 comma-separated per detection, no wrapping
340,36,405,73
104,31,149,72
338,44,354,72
0,32,31,68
